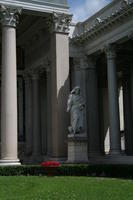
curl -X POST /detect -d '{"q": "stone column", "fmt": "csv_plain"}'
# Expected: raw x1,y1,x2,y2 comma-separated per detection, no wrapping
73,58,81,87
105,45,121,155
80,56,89,135
86,57,101,157
49,13,71,160
40,70,47,156
18,77,24,142
31,72,41,161
0,6,21,165
46,67,52,158
23,73,33,156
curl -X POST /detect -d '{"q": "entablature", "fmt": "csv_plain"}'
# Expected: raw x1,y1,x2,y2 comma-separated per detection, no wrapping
0,0,69,15
72,0,133,44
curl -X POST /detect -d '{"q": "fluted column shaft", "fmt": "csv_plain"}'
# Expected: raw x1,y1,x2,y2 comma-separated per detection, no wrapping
86,57,101,156
105,45,121,155
0,6,21,165
24,74,33,156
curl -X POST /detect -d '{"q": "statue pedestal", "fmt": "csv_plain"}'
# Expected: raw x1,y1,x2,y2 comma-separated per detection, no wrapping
67,133,89,163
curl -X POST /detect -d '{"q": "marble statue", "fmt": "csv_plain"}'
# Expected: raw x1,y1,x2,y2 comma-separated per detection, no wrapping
67,86,85,134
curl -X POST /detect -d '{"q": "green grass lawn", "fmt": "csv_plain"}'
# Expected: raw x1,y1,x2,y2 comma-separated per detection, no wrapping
0,176,133,200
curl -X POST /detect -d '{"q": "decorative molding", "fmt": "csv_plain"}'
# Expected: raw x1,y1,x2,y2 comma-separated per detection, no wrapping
73,58,81,71
121,0,130,7
0,0,69,15
128,29,133,39
30,70,40,80
72,55,97,70
0,5,22,27
72,1,133,44
87,57,97,69
47,12,72,33
95,17,103,24
23,72,31,84
80,56,90,70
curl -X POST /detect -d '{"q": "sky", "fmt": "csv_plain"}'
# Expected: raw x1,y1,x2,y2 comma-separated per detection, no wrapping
68,0,113,22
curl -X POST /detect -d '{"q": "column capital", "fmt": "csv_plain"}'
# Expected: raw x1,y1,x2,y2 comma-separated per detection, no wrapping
80,55,90,70
87,56,97,69
30,70,40,80
46,65,51,73
104,44,116,59
47,12,72,34
23,72,31,84
128,29,133,40
30,66,46,80
0,5,22,27
73,57,81,71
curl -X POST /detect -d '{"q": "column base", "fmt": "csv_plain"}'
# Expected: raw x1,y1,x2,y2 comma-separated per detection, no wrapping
48,157,67,162
109,150,121,156
67,133,89,163
0,159,21,166
88,152,102,158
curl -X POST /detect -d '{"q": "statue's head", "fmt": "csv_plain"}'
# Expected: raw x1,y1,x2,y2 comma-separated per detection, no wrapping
71,86,80,95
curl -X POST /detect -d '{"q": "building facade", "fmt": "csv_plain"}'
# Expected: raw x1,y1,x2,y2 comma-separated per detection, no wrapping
0,0,133,165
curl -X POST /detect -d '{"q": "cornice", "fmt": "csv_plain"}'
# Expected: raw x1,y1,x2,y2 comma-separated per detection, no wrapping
0,0,69,15
72,1,133,44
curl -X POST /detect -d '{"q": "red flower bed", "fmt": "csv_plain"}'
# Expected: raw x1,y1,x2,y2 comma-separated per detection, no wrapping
41,161,60,176
41,161,60,167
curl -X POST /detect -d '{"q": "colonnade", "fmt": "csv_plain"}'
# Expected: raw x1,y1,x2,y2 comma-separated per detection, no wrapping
72,44,129,157
24,69,47,163
0,5,71,165
1,4,132,165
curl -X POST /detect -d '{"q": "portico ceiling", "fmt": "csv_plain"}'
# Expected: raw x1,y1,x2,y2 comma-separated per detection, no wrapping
17,13,50,46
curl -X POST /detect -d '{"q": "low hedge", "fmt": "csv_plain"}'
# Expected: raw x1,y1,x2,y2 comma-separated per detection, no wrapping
58,164,133,178
0,164,133,178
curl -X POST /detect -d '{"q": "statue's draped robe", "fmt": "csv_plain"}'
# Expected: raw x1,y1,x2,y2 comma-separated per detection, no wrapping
67,94,84,133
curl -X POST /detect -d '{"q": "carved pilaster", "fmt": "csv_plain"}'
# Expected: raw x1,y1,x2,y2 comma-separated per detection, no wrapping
0,5,21,27
47,12,72,33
